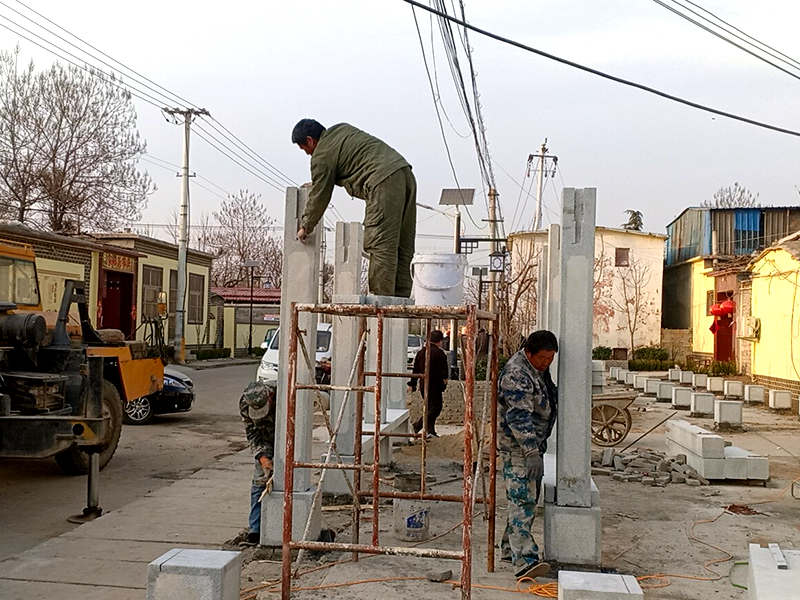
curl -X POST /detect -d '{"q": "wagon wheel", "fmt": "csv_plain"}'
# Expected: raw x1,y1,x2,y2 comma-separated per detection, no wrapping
591,404,632,447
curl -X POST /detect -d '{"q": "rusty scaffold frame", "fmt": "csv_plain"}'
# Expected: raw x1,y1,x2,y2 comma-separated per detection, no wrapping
281,302,500,600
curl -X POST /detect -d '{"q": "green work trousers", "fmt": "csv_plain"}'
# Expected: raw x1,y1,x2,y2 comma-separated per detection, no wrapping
362,166,417,298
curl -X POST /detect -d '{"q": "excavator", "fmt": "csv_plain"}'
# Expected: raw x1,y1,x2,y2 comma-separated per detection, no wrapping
0,240,164,474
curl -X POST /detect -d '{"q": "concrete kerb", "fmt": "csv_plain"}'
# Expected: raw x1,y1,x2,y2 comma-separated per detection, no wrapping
185,358,261,370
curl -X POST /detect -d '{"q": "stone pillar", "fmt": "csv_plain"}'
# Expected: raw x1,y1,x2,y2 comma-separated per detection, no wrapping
323,222,364,495
546,224,561,382
544,188,601,566
261,187,321,546
536,243,549,331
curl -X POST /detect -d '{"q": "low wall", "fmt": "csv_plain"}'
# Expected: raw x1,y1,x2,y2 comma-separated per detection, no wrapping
406,380,491,426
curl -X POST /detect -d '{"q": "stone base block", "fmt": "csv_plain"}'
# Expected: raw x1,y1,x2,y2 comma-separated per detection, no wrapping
748,544,800,600
668,368,681,381
633,374,647,390
147,548,241,600
665,439,725,479
260,489,321,547
769,389,792,410
644,378,661,395
714,400,743,426
609,367,620,379
723,380,744,398
559,570,643,599
690,392,715,416
544,502,601,566
725,446,769,480
708,377,725,393
615,369,629,383
679,371,694,384
692,373,708,389
672,386,692,409
657,382,675,401
665,419,724,458
319,454,355,496
624,372,636,386
744,385,765,404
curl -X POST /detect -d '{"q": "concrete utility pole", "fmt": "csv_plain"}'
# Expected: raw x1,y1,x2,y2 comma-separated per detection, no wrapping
164,107,209,363
531,140,558,231
487,188,499,317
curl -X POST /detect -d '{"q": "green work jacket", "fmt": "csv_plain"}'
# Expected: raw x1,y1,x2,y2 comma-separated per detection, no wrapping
301,123,410,234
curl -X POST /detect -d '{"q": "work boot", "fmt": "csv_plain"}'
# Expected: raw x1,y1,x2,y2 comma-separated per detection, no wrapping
515,561,550,580
239,532,260,547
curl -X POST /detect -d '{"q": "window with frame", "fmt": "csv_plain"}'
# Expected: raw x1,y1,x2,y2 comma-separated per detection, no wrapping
187,273,205,324
168,269,178,339
141,265,163,319
615,247,630,267
706,290,715,315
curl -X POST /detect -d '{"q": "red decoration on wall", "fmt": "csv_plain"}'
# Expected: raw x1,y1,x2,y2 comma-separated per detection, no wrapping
720,299,736,314
710,303,724,316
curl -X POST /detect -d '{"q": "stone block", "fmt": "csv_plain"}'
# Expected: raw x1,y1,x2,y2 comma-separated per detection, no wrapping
665,439,725,479
615,369,629,383
665,419,724,458
714,400,743,426
543,502,601,565
641,477,655,486
609,367,619,379
613,456,626,471
644,378,661,395
672,386,692,409
625,371,636,385
260,489,320,546
146,549,241,600
679,371,694,384
690,392,715,416
723,380,744,398
601,448,615,467
657,382,675,401
744,385,765,404
769,389,792,410
686,478,701,486
633,374,647,390
671,472,685,484
668,368,681,381
748,544,800,600
707,377,725,393
691,373,708,389
558,570,643,599
724,446,769,481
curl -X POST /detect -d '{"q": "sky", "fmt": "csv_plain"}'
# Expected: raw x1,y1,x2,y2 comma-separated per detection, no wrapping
3,0,800,270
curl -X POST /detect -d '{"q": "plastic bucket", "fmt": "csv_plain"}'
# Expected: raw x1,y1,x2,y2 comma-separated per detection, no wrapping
411,253,467,306
392,473,431,541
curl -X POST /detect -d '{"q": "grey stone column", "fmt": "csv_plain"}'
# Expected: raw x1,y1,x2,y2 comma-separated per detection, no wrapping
543,188,600,565
536,243,549,331
261,187,321,545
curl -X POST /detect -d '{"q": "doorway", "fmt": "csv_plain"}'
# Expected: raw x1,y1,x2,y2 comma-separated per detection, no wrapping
102,271,135,339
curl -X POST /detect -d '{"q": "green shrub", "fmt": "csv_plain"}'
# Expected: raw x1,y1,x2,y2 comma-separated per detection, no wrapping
633,346,669,361
592,346,612,360
251,347,266,357
711,360,737,376
628,359,673,371
474,354,511,381
194,348,232,360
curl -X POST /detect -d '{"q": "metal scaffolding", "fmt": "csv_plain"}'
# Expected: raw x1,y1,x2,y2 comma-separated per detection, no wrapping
281,302,499,600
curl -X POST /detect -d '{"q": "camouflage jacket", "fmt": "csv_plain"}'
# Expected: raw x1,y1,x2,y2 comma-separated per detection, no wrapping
301,123,410,234
497,349,557,457
239,394,276,462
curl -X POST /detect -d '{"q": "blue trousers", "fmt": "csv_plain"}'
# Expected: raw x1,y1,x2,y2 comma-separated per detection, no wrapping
249,462,266,534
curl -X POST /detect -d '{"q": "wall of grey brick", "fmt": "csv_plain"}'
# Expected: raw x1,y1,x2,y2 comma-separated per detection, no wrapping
406,380,491,426
661,328,692,363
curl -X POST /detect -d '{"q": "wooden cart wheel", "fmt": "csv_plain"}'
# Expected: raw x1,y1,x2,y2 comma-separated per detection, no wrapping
591,404,632,447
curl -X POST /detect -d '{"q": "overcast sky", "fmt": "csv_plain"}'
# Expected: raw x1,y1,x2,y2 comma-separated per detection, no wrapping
4,0,800,266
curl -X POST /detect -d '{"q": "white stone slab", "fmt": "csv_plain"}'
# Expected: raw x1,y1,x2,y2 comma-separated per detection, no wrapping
147,549,241,600
672,386,692,409
692,373,708,389
679,371,694,384
633,374,647,390
558,570,643,599
665,439,726,479
769,389,792,410
644,378,661,395
544,503,601,566
668,368,682,381
714,400,743,425
748,545,800,600
609,367,620,379
724,446,769,481
657,382,675,401
744,385,765,403
723,380,744,398
665,420,725,458
708,377,725,393
616,369,629,383
691,392,715,416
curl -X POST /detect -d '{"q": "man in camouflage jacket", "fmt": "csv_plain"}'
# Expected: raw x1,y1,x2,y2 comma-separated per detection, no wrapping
239,381,277,546
497,330,558,580
292,118,416,298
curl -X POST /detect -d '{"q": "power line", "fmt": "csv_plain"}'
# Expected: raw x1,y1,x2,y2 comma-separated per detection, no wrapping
401,0,800,138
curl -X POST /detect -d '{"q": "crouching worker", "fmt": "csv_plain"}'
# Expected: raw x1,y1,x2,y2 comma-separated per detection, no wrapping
498,330,558,581
239,381,277,547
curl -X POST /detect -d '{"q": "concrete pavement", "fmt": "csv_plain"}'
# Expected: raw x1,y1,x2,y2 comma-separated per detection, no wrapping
0,451,253,600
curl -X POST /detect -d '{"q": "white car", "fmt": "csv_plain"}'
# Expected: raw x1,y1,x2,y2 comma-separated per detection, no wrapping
257,322,332,383
407,334,424,367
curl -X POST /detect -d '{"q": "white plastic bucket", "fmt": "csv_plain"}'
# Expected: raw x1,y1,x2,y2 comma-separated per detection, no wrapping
411,253,467,306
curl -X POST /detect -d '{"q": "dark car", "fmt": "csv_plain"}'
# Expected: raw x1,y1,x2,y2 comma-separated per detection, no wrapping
122,365,195,425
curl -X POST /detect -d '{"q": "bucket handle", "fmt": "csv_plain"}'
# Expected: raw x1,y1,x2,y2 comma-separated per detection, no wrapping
411,263,465,291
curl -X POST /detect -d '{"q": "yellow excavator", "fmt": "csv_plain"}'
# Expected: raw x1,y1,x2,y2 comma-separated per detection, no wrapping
0,240,164,474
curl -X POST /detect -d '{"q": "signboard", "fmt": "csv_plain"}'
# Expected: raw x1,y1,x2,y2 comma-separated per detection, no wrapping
102,253,135,273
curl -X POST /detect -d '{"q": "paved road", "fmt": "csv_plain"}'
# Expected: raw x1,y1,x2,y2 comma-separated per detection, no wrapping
0,364,256,560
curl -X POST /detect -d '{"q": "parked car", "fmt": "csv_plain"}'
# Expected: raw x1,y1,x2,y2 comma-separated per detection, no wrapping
257,322,333,384
260,327,278,350
122,365,195,425
407,334,424,367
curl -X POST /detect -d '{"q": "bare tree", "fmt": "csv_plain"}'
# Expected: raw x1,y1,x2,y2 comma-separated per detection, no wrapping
208,190,282,289
0,48,154,232
593,237,615,338
497,244,540,357
610,257,653,354
702,182,760,208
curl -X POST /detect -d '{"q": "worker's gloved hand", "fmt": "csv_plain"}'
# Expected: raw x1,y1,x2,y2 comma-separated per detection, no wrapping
524,453,544,483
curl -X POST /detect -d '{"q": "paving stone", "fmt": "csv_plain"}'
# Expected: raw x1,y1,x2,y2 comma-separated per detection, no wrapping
686,478,701,486
641,477,655,486
671,473,686,484
601,448,616,467
591,467,613,476
654,474,671,484
426,569,453,582
613,456,626,471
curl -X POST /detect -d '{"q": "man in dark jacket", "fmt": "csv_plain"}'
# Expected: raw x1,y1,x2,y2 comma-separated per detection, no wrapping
238,381,276,546
292,118,416,298
407,329,449,437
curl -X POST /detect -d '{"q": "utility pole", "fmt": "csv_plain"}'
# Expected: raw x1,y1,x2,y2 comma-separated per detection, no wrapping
450,208,461,378
164,107,210,363
530,139,558,231
488,188,498,316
